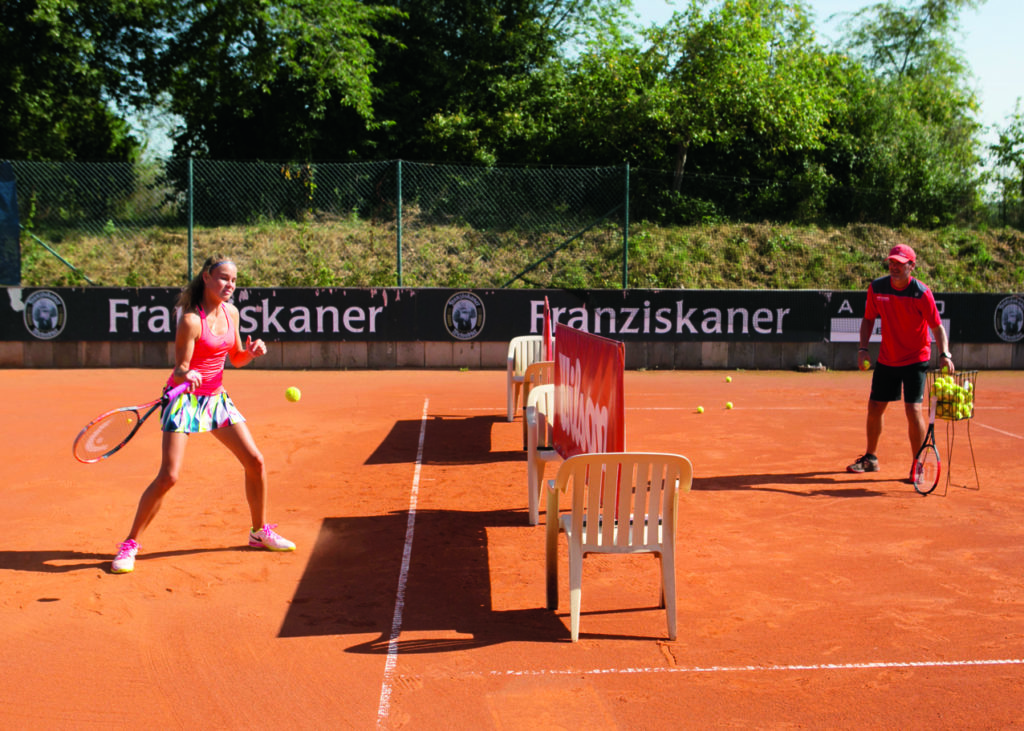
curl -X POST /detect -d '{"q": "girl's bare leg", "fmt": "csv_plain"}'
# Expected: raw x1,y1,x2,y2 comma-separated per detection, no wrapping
211,422,267,530
125,431,190,540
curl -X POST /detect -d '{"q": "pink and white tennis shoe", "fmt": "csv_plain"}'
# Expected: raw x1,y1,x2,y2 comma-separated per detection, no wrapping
248,523,296,552
111,539,140,573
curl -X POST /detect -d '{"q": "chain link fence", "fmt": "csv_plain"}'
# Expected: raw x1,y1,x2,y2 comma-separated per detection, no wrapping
8,158,1020,290
8,159,628,288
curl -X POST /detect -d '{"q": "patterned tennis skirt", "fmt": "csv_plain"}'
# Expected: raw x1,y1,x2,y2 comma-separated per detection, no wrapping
160,391,246,433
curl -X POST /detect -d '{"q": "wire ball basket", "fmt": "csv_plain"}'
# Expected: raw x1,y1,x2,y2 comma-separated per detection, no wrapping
927,369,978,422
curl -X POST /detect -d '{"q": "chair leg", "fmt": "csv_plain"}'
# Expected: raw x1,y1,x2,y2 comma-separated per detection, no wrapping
657,553,666,608
507,380,515,422
568,537,583,642
661,551,676,641
527,458,539,526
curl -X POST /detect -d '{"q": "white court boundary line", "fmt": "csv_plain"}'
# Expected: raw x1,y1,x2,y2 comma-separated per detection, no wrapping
976,422,1024,440
486,657,1024,677
376,397,429,728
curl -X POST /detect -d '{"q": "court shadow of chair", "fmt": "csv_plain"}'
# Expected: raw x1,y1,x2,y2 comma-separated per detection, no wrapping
0,546,247,574
545,452,693,642
366,413,522,466
506,335,552,422
693,473,894,497
280,509,568,649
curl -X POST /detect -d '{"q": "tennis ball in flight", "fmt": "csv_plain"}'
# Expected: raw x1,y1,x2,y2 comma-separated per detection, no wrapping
696,406,704,413
725,401,733,410
725,376,732,382
285,386,301,402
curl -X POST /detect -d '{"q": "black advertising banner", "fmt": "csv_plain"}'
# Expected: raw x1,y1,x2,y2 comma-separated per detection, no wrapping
2,286,1021,344
822,290,1024,345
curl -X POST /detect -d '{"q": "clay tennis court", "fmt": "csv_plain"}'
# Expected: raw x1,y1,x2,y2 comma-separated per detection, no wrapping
3,367,1023,729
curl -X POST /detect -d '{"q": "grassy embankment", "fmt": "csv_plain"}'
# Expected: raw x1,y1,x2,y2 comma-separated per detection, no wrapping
19,220,1024,292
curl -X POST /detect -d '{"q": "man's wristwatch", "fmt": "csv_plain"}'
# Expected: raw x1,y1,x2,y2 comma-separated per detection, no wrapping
940,351,952,359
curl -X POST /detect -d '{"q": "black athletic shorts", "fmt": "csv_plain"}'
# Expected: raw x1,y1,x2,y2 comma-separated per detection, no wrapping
870,361,928,404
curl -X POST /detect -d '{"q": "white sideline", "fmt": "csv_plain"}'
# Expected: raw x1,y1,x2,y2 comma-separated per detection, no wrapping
486,657,1024,677
376,397,429,728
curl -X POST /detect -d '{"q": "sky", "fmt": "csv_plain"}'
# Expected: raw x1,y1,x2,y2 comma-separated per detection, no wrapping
630,0,1023,139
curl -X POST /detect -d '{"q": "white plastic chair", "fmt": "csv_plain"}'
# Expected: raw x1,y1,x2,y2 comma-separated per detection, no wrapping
545,452,693,642
520,360,554,448
525,384,561,525
506,335,551,421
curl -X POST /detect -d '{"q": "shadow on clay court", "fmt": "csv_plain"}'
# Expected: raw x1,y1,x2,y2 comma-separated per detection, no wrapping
277,509,581,648
0,546,247,574
279,409,661,647
279,510,665,648
365,414,524,466
693,472,913,498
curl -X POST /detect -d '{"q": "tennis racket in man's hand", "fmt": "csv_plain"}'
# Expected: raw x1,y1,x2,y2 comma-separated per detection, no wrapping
912,398,942,495
73,382,191,463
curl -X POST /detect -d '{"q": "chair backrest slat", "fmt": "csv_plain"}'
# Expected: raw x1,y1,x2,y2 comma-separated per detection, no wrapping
508,335,551,375
528,384,556,449
556,452,692,551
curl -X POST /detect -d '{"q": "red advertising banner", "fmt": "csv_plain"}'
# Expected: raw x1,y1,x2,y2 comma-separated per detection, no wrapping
553,326,625,459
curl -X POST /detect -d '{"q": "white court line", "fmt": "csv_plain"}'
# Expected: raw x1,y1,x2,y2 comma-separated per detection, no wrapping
485,657,1024,677
975,422,1024,440
376,397,429,728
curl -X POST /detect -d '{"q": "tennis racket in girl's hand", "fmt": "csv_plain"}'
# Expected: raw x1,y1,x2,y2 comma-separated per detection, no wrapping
912,398,942,495
72,382,191,463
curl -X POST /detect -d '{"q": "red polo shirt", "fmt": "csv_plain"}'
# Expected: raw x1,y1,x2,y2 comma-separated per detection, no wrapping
864,276,941,367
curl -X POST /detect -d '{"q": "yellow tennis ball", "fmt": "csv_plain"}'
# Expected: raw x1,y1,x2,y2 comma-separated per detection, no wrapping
862,359,871,370
285,386,301,402
942,365,949,374
725,401,733,410
725,376,732,383
696,406,704,413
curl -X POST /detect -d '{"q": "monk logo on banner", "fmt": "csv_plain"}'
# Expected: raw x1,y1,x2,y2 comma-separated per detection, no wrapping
444,291,485,340
994,296,1024,343
24,289,67,340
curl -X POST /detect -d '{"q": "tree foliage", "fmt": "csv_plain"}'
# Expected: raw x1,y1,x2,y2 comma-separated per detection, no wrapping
0,0,1006,229
550,0,841,221
158,0,401,159
991,105,1024,196
990,103,1024,226
366,0,633,162
0,0,165,160
826,0,984,225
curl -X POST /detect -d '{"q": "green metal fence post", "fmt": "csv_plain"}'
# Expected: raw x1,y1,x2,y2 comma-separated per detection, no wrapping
396,159,403,287
187,157,194,281
622,163,630,289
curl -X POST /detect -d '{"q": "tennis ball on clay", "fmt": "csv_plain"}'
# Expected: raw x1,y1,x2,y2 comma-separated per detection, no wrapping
696,406,704,414
725,376,732,383
725,401,734,410
285,386,302,403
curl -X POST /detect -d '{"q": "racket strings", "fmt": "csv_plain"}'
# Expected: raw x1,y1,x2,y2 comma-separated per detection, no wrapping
917,456,939,484
914,446,941,494
76,410,140,459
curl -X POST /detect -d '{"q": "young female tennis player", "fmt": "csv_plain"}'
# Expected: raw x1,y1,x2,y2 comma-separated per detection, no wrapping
112,255,295,573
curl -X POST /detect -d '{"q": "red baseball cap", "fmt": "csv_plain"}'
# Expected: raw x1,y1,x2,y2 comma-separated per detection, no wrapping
886,244,916,264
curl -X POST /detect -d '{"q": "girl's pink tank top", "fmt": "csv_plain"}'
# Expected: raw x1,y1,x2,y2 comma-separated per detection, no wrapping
167,303,233,396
